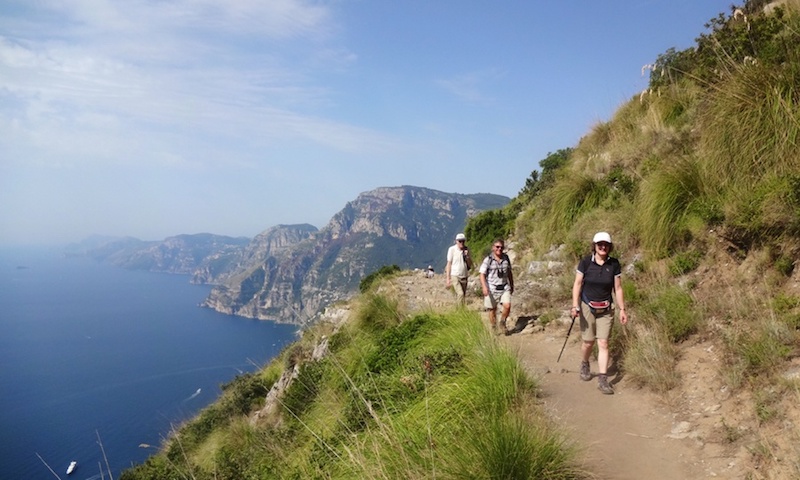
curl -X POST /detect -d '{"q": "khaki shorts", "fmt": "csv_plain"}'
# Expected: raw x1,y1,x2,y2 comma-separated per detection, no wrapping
484,289,511,310
579,302,614,341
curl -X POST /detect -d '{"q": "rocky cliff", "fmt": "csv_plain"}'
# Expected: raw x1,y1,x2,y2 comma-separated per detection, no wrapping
73,186,509,325
201,186,509,324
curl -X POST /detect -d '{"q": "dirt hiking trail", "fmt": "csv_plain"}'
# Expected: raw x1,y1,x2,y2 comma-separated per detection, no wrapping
392,269,748,480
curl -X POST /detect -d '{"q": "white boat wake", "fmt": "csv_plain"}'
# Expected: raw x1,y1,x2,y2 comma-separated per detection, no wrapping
183,388,202,402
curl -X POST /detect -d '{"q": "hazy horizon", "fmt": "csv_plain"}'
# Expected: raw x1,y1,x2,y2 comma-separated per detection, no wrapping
1,1,735,246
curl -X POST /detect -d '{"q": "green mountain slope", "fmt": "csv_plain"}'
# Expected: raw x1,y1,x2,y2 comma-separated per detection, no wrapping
121,3,800,478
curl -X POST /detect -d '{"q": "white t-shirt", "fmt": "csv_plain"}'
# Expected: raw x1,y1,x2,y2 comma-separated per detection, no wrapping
447,244,470,278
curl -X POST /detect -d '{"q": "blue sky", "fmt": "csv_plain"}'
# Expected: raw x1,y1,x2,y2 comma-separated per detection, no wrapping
0,0,735,245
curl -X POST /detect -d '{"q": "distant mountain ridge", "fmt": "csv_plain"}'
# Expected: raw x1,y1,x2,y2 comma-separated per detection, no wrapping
73,186,509,324
67,233,251,275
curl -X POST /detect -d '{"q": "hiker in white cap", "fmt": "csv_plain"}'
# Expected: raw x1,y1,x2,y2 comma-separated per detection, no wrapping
445,233,473,305
570,231,628,394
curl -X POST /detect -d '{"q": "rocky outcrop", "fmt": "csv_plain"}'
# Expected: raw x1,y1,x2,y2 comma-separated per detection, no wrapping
202,186,509,324
191,224,317,284
73,186,509,325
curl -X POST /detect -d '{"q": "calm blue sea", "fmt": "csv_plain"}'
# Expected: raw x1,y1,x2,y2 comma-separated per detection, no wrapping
0,247,298,479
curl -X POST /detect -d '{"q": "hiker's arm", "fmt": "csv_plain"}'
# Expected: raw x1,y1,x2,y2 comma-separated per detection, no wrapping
615,275,628,324
570,271,583,318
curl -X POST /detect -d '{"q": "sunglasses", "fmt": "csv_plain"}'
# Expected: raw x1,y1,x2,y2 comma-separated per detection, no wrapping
596,242,611,249
493,245,503,249
457,239,465,242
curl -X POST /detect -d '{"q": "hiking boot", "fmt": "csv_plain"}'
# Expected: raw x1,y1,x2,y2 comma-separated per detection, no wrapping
579,361,591,381
597,375,614,395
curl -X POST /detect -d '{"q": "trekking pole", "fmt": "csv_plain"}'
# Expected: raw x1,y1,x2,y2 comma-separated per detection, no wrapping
557,315,576,363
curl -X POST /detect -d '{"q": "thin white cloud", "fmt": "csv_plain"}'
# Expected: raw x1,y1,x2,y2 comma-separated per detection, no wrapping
435,69,505,105
0,0,395,172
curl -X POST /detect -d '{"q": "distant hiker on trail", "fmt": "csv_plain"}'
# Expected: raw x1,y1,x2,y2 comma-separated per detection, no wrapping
570,231,628,395
480,238,514,335
445,233,473,304
425,265,435,279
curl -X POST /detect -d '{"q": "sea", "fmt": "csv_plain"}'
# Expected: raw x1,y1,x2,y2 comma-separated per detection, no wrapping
0,246,299,479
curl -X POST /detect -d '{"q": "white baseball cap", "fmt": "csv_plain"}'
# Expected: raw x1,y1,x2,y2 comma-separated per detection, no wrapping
455,233,466,241
592,231,612,244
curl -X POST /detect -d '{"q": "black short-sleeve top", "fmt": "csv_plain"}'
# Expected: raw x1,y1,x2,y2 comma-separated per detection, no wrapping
576,254,621,303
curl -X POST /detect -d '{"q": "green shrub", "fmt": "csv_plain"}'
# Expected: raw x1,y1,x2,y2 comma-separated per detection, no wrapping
606,165,637,200
364,314,431,374
775,256,795,276
640,285,699,343
359,264,401,292
669,249,703,276
738,321,793,373
465,208,514,255
772,293,800,313
517,148,574,204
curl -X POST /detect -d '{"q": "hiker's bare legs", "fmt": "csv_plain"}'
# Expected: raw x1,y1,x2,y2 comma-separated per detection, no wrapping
500,302,511,330
597,338,609,374
581,339,609,368
581,340,594,363
487,308,497,328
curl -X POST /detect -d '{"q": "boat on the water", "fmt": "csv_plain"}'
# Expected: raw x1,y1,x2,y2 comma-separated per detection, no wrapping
66,461,77,475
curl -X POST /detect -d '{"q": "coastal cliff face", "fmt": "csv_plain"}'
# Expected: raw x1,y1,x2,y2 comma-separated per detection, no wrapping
73,186,509,325
201,186,509,324
190,224,317,285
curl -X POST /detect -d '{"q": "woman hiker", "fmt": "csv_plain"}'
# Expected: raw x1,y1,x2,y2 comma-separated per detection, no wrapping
570,231,628,394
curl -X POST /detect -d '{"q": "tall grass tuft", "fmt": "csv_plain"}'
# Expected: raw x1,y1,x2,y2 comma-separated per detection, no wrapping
536,174,611,246
622,327,680,393
463,413,582,480
634,157,711,257
353,292,403,332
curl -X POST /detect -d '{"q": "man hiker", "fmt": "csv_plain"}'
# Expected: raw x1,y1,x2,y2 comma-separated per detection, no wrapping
480,238,514,335
445,233,473,305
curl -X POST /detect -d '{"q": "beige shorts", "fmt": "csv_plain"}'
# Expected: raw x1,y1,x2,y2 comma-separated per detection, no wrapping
484,289,511,310
579,302,614,341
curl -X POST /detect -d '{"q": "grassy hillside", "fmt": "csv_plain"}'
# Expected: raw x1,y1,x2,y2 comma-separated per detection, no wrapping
501,1,800,476
121,285,585,479
121,2,800,478
511,0,800,390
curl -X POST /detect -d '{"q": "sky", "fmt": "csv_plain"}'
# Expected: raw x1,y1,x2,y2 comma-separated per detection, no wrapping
0,0,737,246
